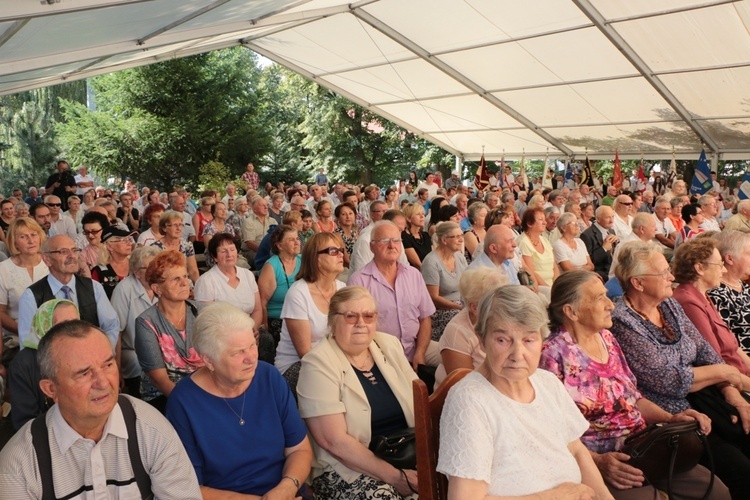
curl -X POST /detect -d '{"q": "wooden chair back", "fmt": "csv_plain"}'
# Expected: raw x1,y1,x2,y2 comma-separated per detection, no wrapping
413,368,472,500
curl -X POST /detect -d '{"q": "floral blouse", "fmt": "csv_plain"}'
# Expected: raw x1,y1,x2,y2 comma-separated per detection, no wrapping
540,328,647,453
609,298,724,414
707,281,750,354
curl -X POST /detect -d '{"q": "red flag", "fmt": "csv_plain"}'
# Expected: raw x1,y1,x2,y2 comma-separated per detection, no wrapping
613,149,623,190
474,153,490,192
636,160,647,192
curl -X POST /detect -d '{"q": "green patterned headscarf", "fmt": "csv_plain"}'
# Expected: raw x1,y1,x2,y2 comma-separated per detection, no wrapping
23,299,79,349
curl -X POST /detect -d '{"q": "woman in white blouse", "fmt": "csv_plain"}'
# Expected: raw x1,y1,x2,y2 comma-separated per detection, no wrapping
437,285,611,499
552,213,594,272
274,232,345,392
193,232,261,333
0,218,49,350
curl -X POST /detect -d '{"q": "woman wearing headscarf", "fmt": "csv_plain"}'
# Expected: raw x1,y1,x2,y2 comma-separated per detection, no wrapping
8,299,78,430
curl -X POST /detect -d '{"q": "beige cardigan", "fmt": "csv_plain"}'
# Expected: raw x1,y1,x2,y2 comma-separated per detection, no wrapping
297,332,418,482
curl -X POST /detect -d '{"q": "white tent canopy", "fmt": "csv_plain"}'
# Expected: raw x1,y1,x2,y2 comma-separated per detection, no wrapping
2,0,750,161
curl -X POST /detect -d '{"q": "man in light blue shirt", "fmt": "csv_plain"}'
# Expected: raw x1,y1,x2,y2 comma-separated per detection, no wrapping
469,225,520,285
18,235,119,349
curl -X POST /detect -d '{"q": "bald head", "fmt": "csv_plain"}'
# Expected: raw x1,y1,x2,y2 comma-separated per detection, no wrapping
485,224,517,263
595,205,614,229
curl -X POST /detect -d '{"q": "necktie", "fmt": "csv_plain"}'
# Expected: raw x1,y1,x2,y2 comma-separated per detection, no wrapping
61,285,72,300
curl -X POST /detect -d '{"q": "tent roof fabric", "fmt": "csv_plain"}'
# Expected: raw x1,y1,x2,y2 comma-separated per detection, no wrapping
2,0,749,161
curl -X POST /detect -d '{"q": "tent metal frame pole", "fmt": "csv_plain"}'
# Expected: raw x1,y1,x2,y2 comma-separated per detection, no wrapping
572,0,719,154
351,9,571,157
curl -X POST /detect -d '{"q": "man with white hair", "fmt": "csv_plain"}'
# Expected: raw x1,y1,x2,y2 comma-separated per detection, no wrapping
221,184,238,207
698,194,721,232
469,224,520,285
723,199,750,233
609,212,657,279
611,194,634,238
45,195,77,240
349,206,408,272
348,221,438,368
74,165,94,196
580,205,618,282
662,179,687,202
653,197,678,260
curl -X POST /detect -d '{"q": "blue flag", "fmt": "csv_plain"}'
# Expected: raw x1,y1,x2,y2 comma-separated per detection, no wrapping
738,170,750,200
690,149,712,195
564,160,573,183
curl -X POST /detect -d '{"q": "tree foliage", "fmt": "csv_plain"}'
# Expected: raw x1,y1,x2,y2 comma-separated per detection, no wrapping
57,48,269,190
0,82,86,191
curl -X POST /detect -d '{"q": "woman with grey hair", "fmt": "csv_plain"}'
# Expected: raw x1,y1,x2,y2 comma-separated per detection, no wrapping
166,302,313,498
438,285,611,499
150,210,199,283
708,230,750,354
421,221,467,340
553,212,594,272
541,270,724,498
110,245,160,397
434,266,507,387
298,286,419,499
611,240,750,497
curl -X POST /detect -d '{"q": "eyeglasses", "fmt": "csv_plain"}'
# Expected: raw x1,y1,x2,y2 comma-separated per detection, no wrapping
637,268,673,280
703,261,725,268
45,248,81,257
47,203,62,207
108,237,134,244
374,237,402,245
444,234,464,240
318,246,345,256
165,223,184,228
335,311,378,324
83,228,102,236
619,202,633,206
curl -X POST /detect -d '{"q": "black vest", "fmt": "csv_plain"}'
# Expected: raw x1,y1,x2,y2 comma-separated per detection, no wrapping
29,276,100,327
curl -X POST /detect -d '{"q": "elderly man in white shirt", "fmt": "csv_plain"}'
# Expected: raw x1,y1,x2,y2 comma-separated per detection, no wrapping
698,194,722,231
611,194,634,238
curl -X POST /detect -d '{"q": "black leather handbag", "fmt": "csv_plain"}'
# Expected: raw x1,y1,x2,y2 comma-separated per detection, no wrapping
372,428,416,470
621,420,713,499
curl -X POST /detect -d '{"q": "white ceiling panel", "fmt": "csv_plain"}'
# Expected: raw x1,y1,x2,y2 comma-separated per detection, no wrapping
1,0,749,159
378,95,525,134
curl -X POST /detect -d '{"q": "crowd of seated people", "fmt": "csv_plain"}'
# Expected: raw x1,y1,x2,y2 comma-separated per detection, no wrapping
0,160,748,499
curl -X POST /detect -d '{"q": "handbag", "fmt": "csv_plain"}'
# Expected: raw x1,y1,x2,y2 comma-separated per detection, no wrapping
372,428,416,470
517,269,533,286
621,420,713,499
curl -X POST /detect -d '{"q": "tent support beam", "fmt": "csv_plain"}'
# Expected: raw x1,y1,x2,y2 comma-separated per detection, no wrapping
351,9,571,156
242,43,464,159
573,0,719,154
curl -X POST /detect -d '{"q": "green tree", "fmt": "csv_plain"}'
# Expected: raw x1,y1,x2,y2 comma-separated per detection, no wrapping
57,48,269,190
296,80,444,186
0,82,86,193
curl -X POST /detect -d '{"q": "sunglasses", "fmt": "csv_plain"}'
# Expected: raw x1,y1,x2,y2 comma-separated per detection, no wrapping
47,203,62,207
335,311,378,324
318,246,345,256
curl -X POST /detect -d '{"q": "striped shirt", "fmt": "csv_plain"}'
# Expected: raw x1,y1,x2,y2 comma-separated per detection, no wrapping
0,395,201,499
